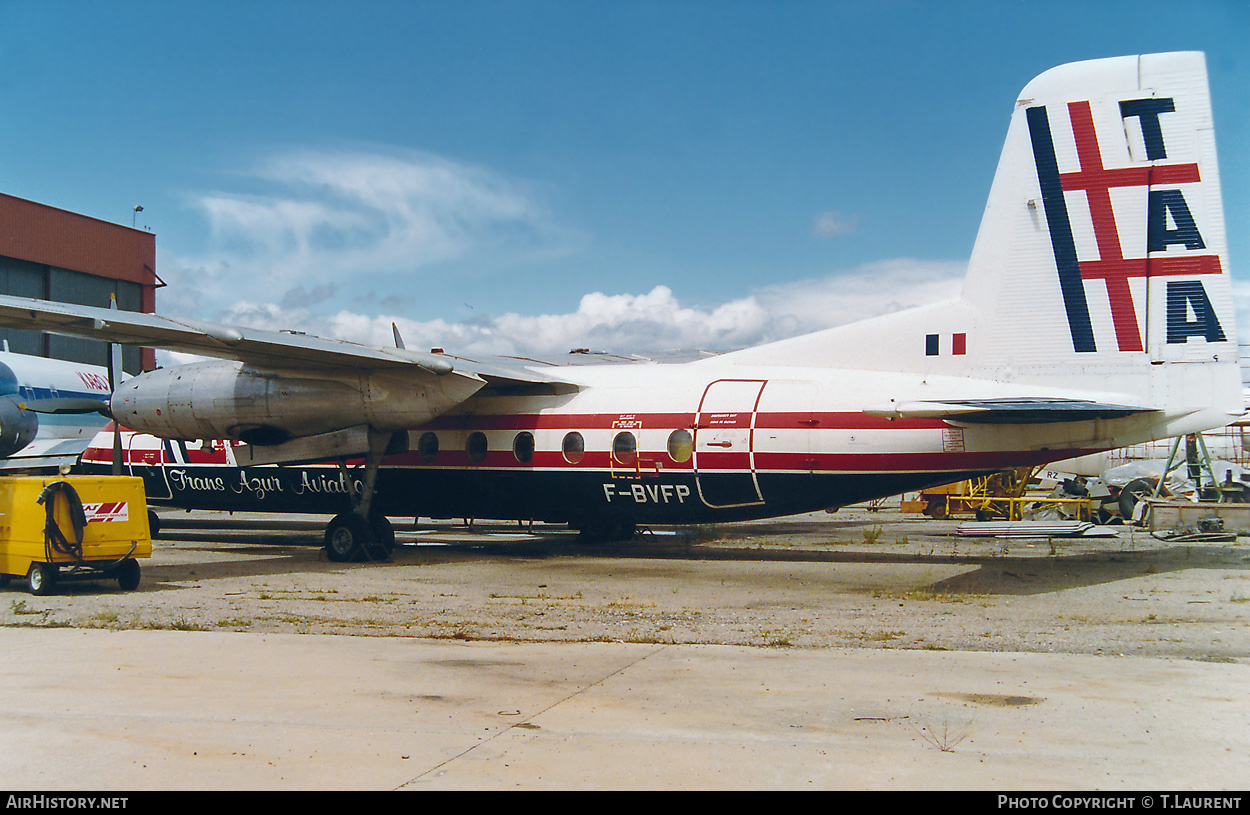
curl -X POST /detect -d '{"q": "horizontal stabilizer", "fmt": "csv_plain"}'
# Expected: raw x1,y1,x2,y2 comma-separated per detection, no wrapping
865,397,1158,424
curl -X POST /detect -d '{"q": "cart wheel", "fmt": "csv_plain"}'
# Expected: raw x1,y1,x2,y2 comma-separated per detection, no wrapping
116,559,141,591
27,563,57,596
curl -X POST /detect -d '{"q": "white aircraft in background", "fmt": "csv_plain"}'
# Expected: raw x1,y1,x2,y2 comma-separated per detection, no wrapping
2,52,1242,561
0,347,110,470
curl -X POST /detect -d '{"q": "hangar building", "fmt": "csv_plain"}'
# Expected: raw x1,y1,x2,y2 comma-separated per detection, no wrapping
0,192,158,373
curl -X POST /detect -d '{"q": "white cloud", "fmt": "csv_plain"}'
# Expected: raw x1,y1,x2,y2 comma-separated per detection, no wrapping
152,145,968,365
754,258,966,329
159,148,573,318
173,259,966,362
812,211,857,237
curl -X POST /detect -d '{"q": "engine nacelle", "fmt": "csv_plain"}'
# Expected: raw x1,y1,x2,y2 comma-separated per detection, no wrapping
109,359,483,444
0,395,38,457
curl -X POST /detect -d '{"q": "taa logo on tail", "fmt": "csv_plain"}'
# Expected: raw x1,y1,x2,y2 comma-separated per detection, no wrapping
1027,97,1225,353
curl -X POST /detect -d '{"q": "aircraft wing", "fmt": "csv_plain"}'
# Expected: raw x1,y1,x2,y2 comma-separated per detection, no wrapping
0,295,564,386
865,397,1159,424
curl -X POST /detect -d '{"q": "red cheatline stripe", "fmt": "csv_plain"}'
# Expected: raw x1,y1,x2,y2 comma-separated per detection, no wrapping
416,411,947,432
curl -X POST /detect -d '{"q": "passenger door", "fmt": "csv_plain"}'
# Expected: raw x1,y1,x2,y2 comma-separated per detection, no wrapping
693,379,766,508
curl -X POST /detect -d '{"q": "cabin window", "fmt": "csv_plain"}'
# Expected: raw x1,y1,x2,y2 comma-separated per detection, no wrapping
667,429,693,463
562,431,584,464
418,432,439,463
513,431,535,464
466,431,488,464
612,431,637,466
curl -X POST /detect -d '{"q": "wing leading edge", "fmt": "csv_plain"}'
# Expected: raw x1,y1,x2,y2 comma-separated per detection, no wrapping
0,295,566,388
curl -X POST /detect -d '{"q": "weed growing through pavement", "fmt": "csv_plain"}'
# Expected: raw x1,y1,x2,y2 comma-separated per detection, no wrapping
910,715,975,752
9,599,39,615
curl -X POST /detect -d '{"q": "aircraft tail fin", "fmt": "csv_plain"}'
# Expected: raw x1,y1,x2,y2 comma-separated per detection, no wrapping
725,52,1240,428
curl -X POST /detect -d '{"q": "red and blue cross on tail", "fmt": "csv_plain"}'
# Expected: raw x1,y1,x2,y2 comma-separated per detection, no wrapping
1027,98,1224,352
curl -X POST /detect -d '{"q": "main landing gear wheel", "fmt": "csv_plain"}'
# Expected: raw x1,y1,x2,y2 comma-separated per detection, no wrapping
577,519,637,544
368,514,395,558
322,428,405,563
324,513,395,562
325,512,371,562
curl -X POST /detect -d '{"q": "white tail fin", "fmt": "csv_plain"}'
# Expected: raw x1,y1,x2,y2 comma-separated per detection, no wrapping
726,52,1240,422
964,51,1235,369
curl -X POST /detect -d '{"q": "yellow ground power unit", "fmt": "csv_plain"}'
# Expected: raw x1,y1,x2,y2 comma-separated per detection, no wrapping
0,476,152,595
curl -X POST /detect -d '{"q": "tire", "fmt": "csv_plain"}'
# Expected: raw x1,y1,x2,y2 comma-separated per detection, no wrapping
325,513,371,562
577,519,612,544
1118,478,1157,520
116,559,141,591
27,563,57,596
147,509,161,539
0,574,10,589
579,519,635,544
367,514,395,558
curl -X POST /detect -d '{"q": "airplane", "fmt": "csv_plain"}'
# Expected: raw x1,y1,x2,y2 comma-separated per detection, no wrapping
0,51,1242,562
0,347,111,470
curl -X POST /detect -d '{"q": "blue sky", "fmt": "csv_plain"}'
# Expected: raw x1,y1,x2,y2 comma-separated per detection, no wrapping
2,0,1247,358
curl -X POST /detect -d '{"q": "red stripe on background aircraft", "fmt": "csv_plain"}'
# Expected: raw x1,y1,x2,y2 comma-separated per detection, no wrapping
1,52,1242,561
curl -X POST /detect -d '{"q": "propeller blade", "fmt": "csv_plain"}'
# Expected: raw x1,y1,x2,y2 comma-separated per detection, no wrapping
109,295,123,475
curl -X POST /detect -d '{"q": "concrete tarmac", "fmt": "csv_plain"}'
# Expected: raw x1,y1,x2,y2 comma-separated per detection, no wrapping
1,627,1247,790
2,509,1248,790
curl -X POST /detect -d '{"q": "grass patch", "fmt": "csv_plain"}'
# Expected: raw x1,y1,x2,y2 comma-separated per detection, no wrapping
866,630,908,642
89,609,120,625
9,599,41,616
488,590,585,602
139,616,207,631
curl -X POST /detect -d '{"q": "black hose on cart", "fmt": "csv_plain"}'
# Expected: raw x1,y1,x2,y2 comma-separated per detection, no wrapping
37,480,86,568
